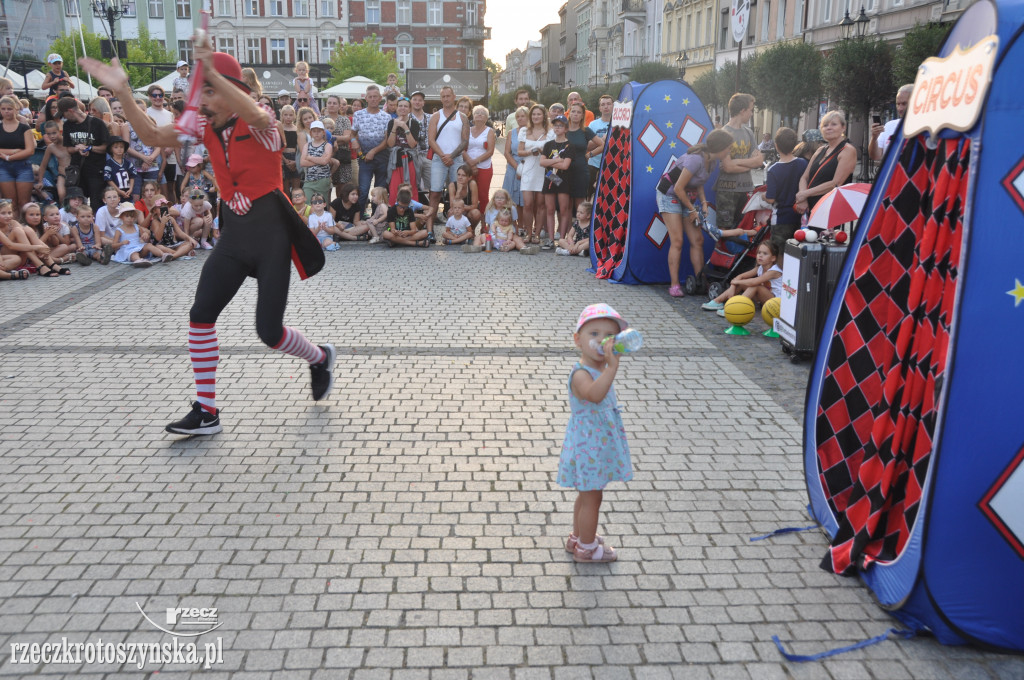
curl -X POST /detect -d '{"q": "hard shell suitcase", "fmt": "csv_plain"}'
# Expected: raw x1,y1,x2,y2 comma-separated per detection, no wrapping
774,240,849,360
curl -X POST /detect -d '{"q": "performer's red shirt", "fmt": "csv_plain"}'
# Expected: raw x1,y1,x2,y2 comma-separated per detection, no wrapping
200,104,282,215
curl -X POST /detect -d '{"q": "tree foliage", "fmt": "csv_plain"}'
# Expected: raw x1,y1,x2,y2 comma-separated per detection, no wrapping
628,60,680,83
893,22,951,86
47,28,176,90
823,37,895,115
484,57,501,96
537,84,562,106
691,69,719,110
328,35,402,88
747,41,823,120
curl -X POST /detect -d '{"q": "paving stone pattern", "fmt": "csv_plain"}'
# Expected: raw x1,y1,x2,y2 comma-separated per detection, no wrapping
1,150,1021,679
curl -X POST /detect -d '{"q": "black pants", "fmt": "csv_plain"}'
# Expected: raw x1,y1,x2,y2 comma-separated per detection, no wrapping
189,195,292,348
80,168,107,212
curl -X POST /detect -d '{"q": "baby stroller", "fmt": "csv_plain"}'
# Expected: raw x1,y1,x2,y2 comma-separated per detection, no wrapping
685,187,772,299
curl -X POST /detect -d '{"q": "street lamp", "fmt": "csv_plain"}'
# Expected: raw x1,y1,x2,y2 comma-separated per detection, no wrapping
838,10,855,41
855,7,870,38
91,0,127,57
676,52,689,80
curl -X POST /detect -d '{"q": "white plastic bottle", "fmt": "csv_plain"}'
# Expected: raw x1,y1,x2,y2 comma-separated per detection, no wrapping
591,328,644,356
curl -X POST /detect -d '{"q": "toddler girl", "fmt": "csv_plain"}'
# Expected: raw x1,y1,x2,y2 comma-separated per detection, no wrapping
292,61,320,115
178,190,216,248
701,241,783,312
488,209,526,252
71,205,108,265
558,303,633,563
307,193,340,250
365,186,390,240
556,201,592,257
482,189,519,236
179,153,215,199
110,203,166,267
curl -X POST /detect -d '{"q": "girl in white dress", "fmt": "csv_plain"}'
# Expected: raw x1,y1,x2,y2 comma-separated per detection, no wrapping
110,203,166,267
517,104,555,244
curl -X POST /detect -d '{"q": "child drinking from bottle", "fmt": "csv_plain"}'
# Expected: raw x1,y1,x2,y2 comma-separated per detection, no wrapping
558,303,634,563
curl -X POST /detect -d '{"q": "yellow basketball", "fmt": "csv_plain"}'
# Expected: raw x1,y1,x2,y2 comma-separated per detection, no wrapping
761,296,782,325
724,295,756,326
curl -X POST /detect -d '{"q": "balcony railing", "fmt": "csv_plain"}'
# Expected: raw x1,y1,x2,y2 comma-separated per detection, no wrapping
620,0,644,14
463,26,491,42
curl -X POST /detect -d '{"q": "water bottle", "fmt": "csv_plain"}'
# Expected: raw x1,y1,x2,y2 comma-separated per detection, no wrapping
590,328,644,356
484,233,492,252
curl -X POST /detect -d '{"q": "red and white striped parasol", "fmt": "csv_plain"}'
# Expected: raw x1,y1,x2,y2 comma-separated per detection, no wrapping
807,182,872,229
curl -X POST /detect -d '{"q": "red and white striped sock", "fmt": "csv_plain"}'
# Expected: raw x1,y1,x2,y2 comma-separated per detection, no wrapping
273,326,326,364
189,322,219,414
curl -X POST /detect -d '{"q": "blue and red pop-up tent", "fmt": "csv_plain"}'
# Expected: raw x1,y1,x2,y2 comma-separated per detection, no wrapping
804,0,1024,652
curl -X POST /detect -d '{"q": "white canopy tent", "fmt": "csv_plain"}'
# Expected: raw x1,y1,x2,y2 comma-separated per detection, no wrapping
28,70,98,101
319,76,383,100
134,71,177,96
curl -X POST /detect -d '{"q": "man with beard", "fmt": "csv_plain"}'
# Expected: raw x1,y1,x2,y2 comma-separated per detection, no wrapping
80,37,335,437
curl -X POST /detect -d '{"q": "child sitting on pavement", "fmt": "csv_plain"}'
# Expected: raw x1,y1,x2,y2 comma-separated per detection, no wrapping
178,190,216,249
701,241,783,313
71,204,108,265
442,198,474,246
307,193,341,250
290,187,312,226
329,183,371,242
382,188,428,248
472,209,526,252
110,203,168,267
556,201,592,257
365,186,390,241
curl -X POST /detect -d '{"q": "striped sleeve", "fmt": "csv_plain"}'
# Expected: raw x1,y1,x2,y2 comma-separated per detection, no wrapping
249,103,281,152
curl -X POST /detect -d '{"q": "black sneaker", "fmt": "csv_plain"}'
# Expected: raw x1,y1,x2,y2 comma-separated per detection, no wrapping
100,244,113,265
427,231,436,245
310,344,336,401
165,401,222,435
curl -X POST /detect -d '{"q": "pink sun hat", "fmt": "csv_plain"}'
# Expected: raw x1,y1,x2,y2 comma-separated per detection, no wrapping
575,303,629,333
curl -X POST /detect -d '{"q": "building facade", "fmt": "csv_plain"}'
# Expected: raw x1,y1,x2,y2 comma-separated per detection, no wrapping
574,0,592,89
619,0,663,77
348,0,489,73
662,0,717,82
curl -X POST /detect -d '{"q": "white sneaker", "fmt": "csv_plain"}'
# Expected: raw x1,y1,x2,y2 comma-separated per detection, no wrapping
578,250,589,257
555,247,569,256
199,239,212,250
369,236,381,244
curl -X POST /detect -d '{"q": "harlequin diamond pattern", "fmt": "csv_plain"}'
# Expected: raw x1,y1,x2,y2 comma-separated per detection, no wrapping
646,214,667,248
1000,154,1024,216
677,116,707,149
593,125,632,279
638,121,666,157
979,445,1024,560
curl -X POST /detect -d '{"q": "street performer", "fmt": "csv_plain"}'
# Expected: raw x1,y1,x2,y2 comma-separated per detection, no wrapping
80,36,335,437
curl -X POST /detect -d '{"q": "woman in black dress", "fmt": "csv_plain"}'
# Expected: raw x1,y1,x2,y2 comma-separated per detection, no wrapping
565,102,602,212
277,105,300,193
794,111,857,215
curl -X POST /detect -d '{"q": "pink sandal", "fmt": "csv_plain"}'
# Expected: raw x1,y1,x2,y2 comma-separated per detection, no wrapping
565,533,604,553
668,284,684,297
573,542,617,563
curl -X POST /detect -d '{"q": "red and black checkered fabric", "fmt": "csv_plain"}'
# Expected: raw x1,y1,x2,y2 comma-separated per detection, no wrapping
816,137,969,576
593,126,632,279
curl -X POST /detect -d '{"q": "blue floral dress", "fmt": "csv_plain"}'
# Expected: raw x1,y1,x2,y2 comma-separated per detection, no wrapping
557,364,632,491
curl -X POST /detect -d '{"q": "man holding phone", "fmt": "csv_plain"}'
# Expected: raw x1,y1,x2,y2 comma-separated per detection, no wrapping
869,84,913,161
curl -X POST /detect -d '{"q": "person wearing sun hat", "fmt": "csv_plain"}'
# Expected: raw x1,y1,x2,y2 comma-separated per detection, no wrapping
173,60,191,95
79,33,335,437
556,303,634,563
42,54,72,96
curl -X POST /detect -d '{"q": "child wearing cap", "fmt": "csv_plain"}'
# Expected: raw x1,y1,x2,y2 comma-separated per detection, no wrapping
558,303,634,563
301,120,333,202
41,55,71,97
104,136,137,202
179,153,215,198
109,202,167,267
540,114,576,246
173,61,190,95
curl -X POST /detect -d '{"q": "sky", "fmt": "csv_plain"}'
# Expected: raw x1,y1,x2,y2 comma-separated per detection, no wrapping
484,1,563,65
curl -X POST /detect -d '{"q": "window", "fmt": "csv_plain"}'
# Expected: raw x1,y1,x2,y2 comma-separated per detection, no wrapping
320,38,335,63
365,0,379,23
294,0,308,15
246,38,261,63
397,0,411,23
748,0,756,42
666,20,673,51
216,0,232,15
121,1,137,16
761,0,770,40
706,10,713,45
243,0,257,15
269,0,282,15
427,0,441,25
293,37,309,62
270,38,286,64
178,40,193,63
795,0,804,30
466,51,476,69
175,0,190,18
65,0,79,16
823,0,832,22
150,0,163,17
695,11,701,45
685,15,692,48
466,1,477,25
777,0,786,37
866,0,876,9
427,45,442,69
320,0,332,16
217,36,236,57
397,45,412,71
720,9,728,48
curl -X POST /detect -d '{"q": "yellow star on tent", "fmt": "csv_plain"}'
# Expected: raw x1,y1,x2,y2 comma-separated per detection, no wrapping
644,105,651,112
663,94,672,102
666,120,674,128
669,141,677,148
683,98,690,105
646,165,653,173
1008,278,1024,307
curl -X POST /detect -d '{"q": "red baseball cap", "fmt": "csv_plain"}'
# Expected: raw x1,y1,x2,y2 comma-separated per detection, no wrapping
206,52,249,92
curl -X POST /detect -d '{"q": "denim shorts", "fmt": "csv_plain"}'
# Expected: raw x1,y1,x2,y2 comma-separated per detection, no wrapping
656,190,694,217
430,156,460,193
0,159,34,183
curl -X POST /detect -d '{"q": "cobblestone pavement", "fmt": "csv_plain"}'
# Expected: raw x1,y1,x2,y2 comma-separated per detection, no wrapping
2,146,1023,679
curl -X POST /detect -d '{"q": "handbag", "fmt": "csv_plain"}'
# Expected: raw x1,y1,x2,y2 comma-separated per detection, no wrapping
64,164,80,187
426,109,458,161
